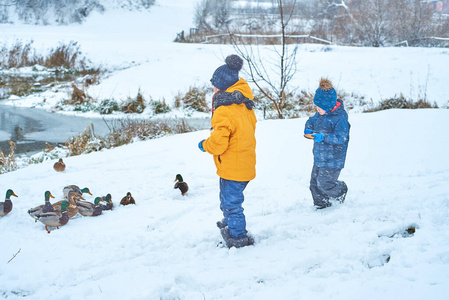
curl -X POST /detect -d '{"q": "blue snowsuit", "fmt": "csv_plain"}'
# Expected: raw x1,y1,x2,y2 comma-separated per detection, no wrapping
305,100,350,208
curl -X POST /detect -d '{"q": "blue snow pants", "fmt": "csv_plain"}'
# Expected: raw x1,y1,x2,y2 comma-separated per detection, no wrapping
310,165,347,208
219,178,249,239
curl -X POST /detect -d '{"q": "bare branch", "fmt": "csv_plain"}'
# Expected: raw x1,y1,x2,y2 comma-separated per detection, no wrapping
7,248,21,263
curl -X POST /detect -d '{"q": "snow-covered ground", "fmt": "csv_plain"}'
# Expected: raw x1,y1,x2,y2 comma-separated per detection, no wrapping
0,1,449,298
0,0,448,117
0,109,448,299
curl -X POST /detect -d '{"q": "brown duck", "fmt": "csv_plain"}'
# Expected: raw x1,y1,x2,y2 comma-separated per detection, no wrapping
53,191,83,219
0,189,18,217
63,185,92,199
120,192,135,205
53,158,66,172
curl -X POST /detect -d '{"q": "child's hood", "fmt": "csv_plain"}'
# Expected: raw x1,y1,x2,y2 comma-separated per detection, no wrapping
225,78,254,100
328,99,348,118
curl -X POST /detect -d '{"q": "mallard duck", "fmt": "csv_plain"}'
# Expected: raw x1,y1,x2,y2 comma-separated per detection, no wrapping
100,194,113,211
53,158,66,172
36,200,70,233
53,191,83,219
0,189,18,217
28,191,55,222
77,197,102,216
120,192,135,205
63,185,92,199
174,174,189,196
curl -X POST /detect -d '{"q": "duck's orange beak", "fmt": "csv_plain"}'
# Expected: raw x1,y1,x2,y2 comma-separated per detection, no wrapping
49,193,55,198
80,195,85,200
87,191,92,195
12,192,18,197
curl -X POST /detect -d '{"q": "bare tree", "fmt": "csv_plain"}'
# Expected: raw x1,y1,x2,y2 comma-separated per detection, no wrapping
231,0,299,119
194,0,231,33
350,0,393,47
390,0,434,46
194,0,213,33
211,0,231,31
312,0,442,47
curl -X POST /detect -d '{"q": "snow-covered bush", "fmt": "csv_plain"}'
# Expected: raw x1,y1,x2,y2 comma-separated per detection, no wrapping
65,123,106,156
99,99,120,114
150,98,171,114
174,86,210,113
64,119,195,155
0,141,17,174
121,91,147,114
363,94,438,112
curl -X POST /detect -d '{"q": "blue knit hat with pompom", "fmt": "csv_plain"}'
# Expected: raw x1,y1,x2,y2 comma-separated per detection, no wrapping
314,78,337,112
211,54,243,91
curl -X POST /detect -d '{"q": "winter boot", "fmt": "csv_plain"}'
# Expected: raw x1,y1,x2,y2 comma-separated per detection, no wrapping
315,201,332,210
220,227,254,248
216,218,227,229
334,182,348,203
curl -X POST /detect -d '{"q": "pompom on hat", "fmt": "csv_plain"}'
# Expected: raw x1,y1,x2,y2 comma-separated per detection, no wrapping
314,78,337,112
211,54,243,91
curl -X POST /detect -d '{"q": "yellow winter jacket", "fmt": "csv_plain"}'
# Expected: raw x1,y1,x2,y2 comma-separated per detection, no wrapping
202,79,257,181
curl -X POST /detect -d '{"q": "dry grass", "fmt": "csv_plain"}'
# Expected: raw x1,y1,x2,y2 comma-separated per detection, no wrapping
0,40,101,75
121,91,147,114
44,41,79,69
65,123,106,156
65,119,195,156
254,89,316,119
107,119,193,148
66,83,93,105
0,40,35,68
363,94,438,113
0,141,18,174
174,86,210,112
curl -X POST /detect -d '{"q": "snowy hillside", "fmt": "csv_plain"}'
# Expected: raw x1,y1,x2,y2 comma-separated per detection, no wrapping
0,109,449,299
0,0,448,112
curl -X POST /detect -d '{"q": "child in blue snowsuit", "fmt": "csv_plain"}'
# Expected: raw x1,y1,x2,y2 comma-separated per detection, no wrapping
304,78,350,209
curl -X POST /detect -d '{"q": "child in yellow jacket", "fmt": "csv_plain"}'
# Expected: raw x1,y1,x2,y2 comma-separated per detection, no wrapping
199,54,256,248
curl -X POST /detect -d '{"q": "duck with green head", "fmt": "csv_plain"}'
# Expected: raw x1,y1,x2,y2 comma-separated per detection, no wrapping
0,189,18,217
63,185,92,199
77,197,102,216
36,200,70,233
100,194,113,211
28,191,55,222
53,191,83,219
174,174,189,196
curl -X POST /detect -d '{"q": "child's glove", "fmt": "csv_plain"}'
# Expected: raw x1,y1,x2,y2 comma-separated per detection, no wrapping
198,140,206,152
304,129,313,135
312,133,324,142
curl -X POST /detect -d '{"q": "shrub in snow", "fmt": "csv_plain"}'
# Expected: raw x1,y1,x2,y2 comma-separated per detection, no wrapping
66,83,93,105
65,124,106,156
27,144,69,165
121,91,146,114
150,98,171,114
0,141,17,174
174,86,210,113
99,99,120,114
363,94,438,112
